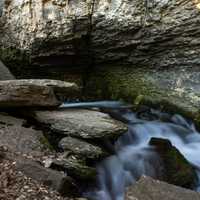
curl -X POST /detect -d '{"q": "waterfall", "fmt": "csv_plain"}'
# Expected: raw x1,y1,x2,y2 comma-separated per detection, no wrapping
61,101,200,200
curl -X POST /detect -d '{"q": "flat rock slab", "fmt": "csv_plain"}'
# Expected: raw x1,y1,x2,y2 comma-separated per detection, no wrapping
126,176,200,200
0,79,79,108
59,136,106,159
28,79,80,100
0,113,50,155
34,109,127,139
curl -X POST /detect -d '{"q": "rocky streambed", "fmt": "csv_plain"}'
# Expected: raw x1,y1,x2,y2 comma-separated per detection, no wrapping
0,66,128,198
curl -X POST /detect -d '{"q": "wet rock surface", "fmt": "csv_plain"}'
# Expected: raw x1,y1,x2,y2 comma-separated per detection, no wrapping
126,176,200,200
0,79,80,108
0,98,199,199
34,109,127,139
149,138,197,188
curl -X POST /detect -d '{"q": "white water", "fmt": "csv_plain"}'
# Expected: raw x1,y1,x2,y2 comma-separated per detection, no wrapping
62,101,200,199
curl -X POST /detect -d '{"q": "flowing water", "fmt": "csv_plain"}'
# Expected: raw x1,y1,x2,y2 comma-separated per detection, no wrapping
62,101,200,200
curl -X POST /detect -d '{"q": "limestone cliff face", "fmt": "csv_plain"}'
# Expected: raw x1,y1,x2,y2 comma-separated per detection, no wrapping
0,0,200,75
0,0,92,71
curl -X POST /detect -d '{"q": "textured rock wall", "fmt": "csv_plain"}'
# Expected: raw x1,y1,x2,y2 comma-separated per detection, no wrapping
0,0,93,72
84,66,200,126
0,0,200,76
91,0,200,67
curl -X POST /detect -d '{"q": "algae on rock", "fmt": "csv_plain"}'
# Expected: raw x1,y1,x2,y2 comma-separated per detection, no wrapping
85,66,200,126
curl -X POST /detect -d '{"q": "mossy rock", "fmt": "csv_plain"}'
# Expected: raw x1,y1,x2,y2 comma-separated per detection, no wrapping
149,138,197,189
39,135,55,152
85,66,200,127
51,156,96,181
59,136,108,160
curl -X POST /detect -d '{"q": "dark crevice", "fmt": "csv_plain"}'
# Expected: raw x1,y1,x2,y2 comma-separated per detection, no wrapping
81,0,96,93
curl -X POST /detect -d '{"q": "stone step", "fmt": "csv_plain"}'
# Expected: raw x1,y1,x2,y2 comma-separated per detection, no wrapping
34,109,127,139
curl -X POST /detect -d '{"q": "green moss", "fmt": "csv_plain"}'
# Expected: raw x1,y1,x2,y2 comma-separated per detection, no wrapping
39,135,55,151
55,157,96,181
85,66,200,127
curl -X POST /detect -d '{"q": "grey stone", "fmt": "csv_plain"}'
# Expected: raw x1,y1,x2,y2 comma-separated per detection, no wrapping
34,109,127,139
126,176,200,200
0,113,51,156
59,136,107,159
16,159,76,195
34,79,80,101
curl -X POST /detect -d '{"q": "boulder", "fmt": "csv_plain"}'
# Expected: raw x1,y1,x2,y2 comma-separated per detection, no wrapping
0,79,79,108
0,60,15,80
59,136,107,160
126,176,200,200
0,113,52,155
34,109,127,139
149,138,197,189
16,159,77,195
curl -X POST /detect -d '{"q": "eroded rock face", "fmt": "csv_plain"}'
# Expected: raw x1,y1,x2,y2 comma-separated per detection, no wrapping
126,176,200,200
34,109,127,139
0,79,80,107
0,0,92,73
1,0,200,76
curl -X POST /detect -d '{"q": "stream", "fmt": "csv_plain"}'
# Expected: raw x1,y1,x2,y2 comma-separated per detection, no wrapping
62,101,200,200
